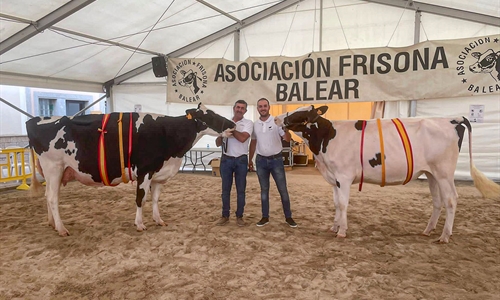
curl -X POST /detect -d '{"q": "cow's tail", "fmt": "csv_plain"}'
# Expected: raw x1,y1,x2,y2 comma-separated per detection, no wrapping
464,118,500,199
29,148,43,197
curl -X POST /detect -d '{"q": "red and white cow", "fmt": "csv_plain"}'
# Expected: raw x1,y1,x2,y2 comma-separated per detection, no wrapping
27,103,235,236
275,105,499,243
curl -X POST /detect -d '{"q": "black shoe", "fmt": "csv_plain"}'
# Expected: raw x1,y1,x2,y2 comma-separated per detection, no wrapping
256,217,269,227
285,217,297,228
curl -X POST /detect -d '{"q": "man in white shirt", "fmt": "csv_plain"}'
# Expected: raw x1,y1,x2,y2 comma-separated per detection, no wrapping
249,98,297,228
215,100,253,226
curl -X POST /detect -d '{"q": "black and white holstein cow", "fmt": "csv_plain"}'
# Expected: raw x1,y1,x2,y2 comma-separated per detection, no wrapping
27,103,235,236
275,105,499,243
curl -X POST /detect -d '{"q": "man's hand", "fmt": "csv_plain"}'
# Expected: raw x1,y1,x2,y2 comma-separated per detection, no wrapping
221,128,234,138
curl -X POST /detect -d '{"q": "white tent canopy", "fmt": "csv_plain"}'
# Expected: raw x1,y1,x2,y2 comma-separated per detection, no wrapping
1,0,499,180
1,0,499,91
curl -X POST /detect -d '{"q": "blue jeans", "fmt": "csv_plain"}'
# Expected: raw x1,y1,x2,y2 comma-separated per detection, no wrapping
220,154,248,218
255,154,292,219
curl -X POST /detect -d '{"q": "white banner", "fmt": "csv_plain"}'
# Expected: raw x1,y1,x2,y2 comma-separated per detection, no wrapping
167,35,500,105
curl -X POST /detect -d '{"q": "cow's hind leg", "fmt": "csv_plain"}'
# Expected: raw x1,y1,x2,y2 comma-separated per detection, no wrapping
423,173,442,236
150,182,166,226
135,174,152,231
40,184,55,228
46,201,55,229
43,164,69,236
433,174,458,243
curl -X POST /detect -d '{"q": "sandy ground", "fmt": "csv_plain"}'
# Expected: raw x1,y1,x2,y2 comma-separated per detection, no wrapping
0,167,499,300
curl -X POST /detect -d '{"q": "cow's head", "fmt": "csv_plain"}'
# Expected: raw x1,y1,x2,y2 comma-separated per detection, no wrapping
469,49,499,74
186,103,235,137
275,105,328,129
275,105,334,155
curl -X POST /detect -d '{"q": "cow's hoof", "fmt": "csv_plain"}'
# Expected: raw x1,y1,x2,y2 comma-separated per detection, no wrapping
434,235,450,244
330,225,339,233
433,239,449,244
336,233,346,238
48,220,55,229
136,224,147,232
422,228,435,236
58,229,70,236
154,219,167,226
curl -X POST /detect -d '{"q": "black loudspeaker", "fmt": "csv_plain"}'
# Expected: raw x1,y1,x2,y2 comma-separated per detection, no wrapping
152,56,167,77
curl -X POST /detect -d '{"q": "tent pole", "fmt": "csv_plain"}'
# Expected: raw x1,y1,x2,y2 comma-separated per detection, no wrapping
0,97,34,119
103,81,114,114
409,10,421,117
319,0,323,52
234,30,240,61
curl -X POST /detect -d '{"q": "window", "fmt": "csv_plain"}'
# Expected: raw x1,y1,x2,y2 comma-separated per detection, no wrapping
39,98,55,117
66,100,87,116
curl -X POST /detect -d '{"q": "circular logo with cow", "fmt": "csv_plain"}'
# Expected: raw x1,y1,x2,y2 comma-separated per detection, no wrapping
170,59,208,103
456,36,500,94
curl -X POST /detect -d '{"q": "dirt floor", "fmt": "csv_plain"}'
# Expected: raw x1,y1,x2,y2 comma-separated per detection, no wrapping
0,167,499,300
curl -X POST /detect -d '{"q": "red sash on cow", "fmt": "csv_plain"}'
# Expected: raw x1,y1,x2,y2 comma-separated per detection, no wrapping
98,113,133,186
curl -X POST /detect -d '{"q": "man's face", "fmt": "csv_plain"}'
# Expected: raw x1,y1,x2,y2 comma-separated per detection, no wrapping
233,103,247,120
257,100,270,118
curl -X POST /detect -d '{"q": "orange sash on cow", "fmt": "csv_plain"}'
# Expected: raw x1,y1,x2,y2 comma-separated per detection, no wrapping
392,118,414,185
359,118,414,191
376,118,386,187
98,114,115,186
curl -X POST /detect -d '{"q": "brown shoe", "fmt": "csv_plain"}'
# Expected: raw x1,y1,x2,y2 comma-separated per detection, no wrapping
216,217,229,226
236,217,246,227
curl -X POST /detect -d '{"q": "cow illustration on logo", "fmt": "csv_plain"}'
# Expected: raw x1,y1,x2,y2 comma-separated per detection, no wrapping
456,36,500,94
170,59,208,103
178,69,202,94
469,49,500,82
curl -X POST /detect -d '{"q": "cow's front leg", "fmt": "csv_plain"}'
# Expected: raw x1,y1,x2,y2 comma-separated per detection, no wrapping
135,174,152,231
332,180,351,238
150,181,166,226
330,187,340,233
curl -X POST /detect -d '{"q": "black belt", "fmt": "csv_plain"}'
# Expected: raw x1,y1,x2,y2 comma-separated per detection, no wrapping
257,153,282,159
222,154,247,159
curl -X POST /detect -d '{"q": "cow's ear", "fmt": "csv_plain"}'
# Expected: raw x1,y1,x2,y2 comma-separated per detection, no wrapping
471,52,481,59
317,106,328,115
185,108,196,119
